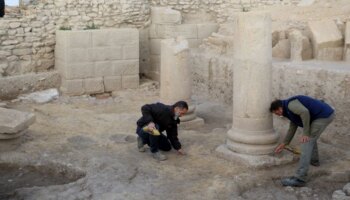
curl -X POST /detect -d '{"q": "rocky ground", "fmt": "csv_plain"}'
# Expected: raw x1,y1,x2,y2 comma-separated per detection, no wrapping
0,80,349,200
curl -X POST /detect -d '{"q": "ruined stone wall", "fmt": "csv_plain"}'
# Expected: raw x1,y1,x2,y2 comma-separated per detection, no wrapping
0,0,305,80
150,0,301,23
0,0,150,79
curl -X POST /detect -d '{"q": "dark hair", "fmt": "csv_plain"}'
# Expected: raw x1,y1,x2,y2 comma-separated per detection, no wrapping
269,99,282,112
173,101,188,110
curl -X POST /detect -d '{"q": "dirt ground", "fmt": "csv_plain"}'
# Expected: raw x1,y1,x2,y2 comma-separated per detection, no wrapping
0,79,349,200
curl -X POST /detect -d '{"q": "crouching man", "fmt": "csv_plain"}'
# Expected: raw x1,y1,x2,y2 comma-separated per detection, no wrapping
270,95,335,187
136,101,188,161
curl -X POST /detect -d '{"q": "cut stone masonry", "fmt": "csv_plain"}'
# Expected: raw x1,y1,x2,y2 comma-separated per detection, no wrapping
55,29,139,96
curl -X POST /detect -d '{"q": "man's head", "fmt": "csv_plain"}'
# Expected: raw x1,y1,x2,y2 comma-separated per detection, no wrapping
173,101,188,118
269,99,283,116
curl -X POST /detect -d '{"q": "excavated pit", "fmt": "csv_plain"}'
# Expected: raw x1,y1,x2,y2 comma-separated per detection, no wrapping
0,162,86,199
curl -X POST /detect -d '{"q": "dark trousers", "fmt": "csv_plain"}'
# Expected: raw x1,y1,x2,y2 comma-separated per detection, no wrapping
136,125,171,153
0,0,5,18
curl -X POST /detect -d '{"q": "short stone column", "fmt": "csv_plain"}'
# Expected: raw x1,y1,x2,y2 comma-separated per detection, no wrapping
160,37,204,128
216,12,292,167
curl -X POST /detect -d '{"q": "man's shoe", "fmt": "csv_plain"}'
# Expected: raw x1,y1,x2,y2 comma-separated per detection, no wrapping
310,160,320,167
281,177,306,187
152,152,167,161
137,137,145,152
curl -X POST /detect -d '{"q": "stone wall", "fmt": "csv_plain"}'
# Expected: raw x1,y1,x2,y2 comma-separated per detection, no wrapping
150,0,301,23
0,0,306,81
190,51,350,145
0,0,150,80
56,29,139,96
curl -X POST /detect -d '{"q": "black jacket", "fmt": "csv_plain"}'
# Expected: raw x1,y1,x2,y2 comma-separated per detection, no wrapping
137,102,181,150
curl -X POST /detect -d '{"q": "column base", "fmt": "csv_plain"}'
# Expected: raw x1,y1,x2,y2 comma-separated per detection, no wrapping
215,144,297,169
179,117,204,129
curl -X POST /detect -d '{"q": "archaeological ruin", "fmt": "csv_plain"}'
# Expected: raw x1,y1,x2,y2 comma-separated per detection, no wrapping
0,0,350,199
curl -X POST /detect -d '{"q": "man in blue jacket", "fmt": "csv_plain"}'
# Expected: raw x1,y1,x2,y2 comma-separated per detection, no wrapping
136,101,188,161
270,95,335,187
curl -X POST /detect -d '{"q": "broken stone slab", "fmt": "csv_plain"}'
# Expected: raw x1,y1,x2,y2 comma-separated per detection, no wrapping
289,29,312,61
332,190,350,200
308,20,344,61
19,88,59,104
0,130,27,139
0,107,36,134
344,183,350,196
151,7,182,25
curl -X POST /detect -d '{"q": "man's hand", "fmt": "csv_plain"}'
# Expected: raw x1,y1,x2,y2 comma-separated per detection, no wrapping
299,135,310,143
177,149,186,155
274,143,286,154
147,122,155,130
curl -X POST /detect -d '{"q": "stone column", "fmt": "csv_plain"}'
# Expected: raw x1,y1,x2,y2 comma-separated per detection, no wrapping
160,37,204,128
216,12,291,167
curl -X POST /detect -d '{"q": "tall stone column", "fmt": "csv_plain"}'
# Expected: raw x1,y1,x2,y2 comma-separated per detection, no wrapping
160,37,204,128
217,12,292,167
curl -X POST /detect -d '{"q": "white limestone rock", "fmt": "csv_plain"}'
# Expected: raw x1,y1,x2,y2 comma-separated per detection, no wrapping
0,107,36,134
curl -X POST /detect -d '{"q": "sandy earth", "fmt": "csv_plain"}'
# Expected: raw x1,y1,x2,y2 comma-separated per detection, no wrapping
0,80,349,200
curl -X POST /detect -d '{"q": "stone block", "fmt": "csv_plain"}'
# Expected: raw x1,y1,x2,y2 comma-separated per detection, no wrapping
317,47,343,61
67,49,90,63
84,77,104,94
345,48,350,62
308,20,343,59
123,44,139,59
122,75,139,89
113,60,139,76
88,47,122,61
156,24,198,39
94,61,113,77
188,39,201,48
60,79,84,96
54,44,66,60
0,107,36,134
344,21,350,44
150,55,160,72
151,7,182,25
289,30,312,61
197,24,219,39
68,31,92,48
150,39,161,55
61,62,94,79
272,39,290,59
92,29,112,47
13,48,32,56
149,24,157,39
104,76,122,92
110,28,139,46
55,30,68,48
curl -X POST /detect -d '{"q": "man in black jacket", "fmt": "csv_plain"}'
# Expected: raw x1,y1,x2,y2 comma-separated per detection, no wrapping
136,101,188,161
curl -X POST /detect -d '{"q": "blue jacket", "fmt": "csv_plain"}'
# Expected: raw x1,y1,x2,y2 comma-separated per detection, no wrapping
282,95,334,127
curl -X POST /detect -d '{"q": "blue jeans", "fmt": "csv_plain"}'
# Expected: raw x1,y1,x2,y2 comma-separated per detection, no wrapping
136,124,171,153
295,113,335,181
